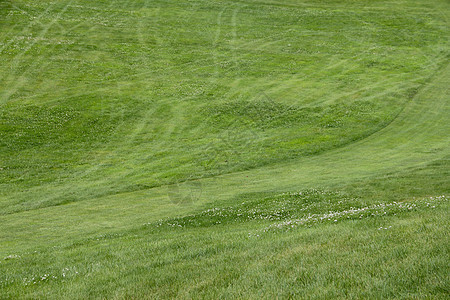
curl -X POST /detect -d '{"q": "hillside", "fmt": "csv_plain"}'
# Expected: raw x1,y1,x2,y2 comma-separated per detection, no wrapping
0,0,449,298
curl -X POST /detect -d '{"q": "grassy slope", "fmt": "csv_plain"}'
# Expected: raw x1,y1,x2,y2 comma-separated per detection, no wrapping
1,0,448,212
0,0,449,298
1,58,448,257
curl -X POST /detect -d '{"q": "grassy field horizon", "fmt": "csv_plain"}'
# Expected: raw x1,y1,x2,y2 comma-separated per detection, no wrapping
0,0,449,298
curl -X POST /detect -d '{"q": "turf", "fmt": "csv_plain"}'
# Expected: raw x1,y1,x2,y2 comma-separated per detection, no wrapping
0,0,449,298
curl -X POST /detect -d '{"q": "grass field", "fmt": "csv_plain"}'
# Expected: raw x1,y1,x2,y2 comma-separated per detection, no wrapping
0,0,449,298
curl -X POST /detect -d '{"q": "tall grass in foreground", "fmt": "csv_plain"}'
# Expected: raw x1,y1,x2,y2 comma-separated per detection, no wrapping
1,192,448,298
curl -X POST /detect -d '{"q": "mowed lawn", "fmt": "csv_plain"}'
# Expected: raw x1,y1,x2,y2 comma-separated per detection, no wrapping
0,0,449,298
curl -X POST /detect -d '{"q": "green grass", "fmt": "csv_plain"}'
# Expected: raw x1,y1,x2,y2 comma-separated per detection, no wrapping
0,0,449,298
1,194,448,298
